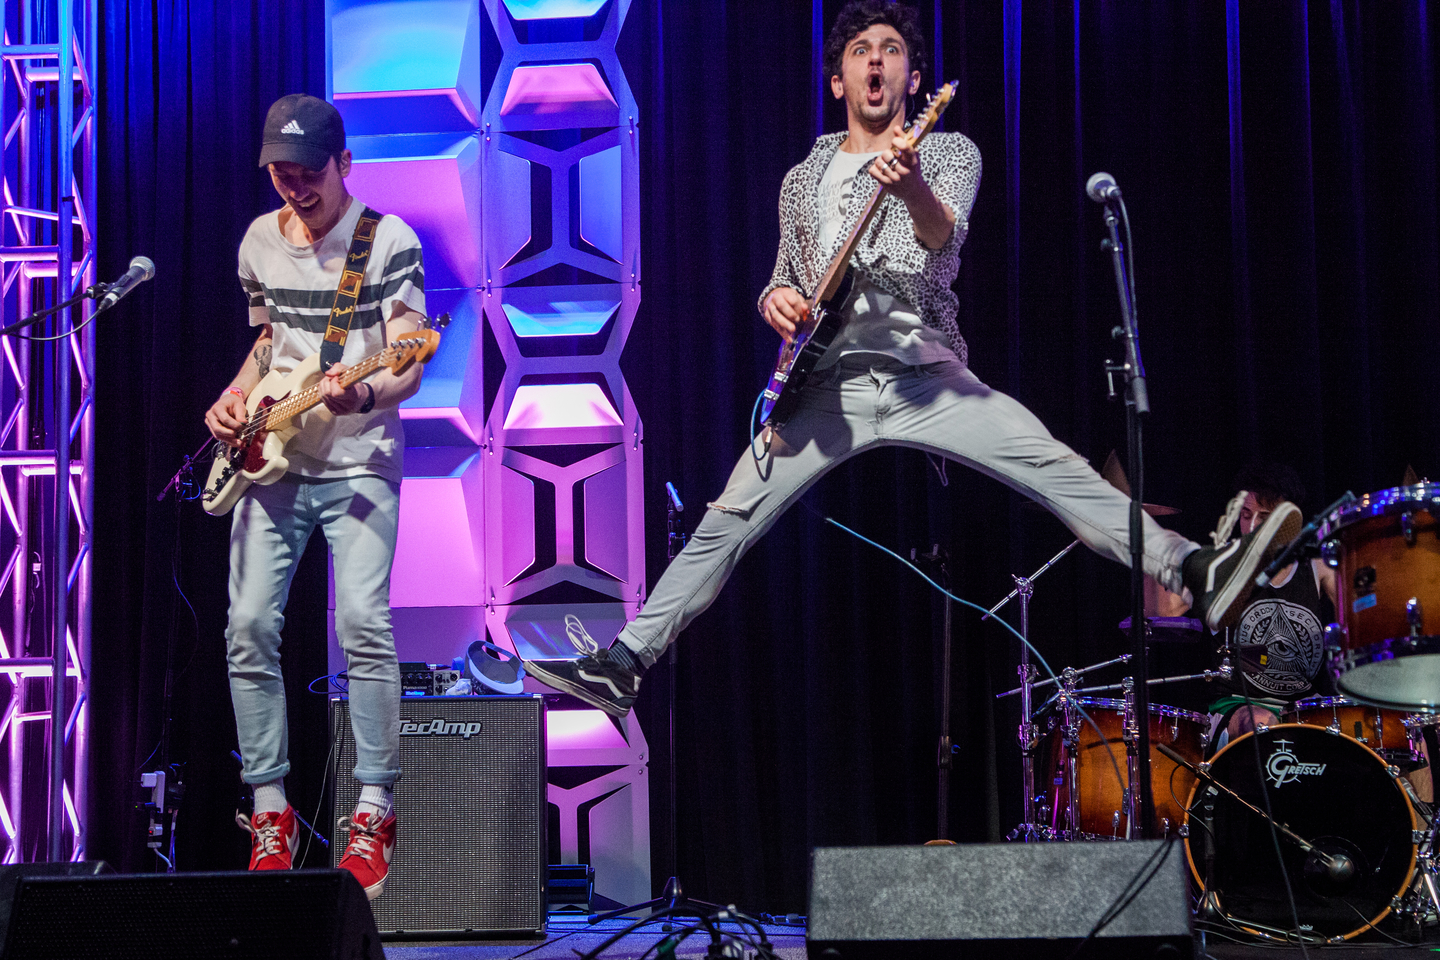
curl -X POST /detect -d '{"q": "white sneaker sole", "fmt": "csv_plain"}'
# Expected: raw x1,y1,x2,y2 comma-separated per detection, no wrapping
1205,503,1304,631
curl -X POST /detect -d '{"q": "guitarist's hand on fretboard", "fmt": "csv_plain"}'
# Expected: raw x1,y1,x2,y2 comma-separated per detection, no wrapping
867,122,956,251
763,286,811,342
319,363,370,415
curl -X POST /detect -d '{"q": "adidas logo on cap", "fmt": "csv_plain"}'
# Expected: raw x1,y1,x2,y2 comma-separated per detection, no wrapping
280,120,305,136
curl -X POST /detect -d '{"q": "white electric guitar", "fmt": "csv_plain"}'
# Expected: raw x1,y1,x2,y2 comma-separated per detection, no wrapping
201,315,448,516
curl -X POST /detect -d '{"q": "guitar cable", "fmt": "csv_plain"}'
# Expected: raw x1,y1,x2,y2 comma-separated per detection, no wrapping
816,510,1129,814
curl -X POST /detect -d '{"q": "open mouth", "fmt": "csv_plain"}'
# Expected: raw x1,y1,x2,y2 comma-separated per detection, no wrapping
867,72,884,104
293,195,320,214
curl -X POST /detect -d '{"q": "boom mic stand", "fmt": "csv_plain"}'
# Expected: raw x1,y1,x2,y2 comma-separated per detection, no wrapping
1090,171,1155,838
912,545,953,842
587,482,727,930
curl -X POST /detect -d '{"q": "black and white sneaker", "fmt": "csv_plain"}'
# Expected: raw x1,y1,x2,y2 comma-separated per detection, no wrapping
524,615,643,718
1183,501,1303,632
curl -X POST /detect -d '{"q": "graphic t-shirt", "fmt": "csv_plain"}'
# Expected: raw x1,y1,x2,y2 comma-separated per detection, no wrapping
813,149,953,370
237,199,426,483
1227,559,1334,703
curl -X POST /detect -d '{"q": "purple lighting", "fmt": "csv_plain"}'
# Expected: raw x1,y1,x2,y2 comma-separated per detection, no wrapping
499,63,616,116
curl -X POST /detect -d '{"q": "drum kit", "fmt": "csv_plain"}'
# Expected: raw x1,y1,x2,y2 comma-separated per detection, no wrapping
995,483,1440,944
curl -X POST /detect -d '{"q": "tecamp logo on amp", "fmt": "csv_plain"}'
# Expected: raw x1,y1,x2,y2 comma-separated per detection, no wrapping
401,719,484,739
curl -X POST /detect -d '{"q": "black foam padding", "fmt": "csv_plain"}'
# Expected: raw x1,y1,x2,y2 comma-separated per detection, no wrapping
807,841,1193,959
0,869,382,960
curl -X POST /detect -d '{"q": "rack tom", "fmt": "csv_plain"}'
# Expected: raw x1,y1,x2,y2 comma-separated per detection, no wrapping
1283,696,1422,768
1319,484,1440,711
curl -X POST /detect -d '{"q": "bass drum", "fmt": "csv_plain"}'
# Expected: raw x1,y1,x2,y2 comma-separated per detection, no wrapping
1184,724,1418,941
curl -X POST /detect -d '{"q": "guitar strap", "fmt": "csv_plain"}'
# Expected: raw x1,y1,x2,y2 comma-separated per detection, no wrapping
319,205,384,372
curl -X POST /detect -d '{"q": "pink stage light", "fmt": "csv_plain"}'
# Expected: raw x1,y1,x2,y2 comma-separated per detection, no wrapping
500,63,615,117
503,383,621,431
546,709,629,751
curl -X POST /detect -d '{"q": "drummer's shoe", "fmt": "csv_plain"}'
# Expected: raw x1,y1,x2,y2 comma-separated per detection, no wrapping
1184,500,1303,632
523,615,644,718
236,806,299,871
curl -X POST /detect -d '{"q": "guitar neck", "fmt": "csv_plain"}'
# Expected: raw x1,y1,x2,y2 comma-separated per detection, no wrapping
263,350,388,428
813,185,888,306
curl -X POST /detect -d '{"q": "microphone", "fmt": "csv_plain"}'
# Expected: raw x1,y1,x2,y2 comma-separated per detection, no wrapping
97,256,156,310
1086,171,1122,204
665,481,684,513
1254,491,1356,587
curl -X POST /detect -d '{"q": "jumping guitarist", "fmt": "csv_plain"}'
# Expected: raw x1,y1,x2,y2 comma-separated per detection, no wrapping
203,94,425,898
525,0,1302,719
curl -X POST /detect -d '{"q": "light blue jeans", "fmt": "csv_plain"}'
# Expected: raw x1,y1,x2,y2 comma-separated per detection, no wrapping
620,356,1199,667
226,473,402,787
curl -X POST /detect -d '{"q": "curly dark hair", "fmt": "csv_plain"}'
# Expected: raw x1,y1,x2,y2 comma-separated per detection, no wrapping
823,0,927,87
1233,461,1307,509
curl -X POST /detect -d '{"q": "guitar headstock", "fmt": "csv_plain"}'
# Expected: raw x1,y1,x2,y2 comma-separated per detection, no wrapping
384,326,442,373
904,81,957,150
420,311,451,332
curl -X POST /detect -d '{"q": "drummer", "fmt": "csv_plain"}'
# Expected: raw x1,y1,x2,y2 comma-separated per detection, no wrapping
1203,463,1338,745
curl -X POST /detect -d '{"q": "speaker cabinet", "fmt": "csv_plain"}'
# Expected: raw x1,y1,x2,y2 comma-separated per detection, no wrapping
807,841,1193,958
0,869,381,960
331,694,547,936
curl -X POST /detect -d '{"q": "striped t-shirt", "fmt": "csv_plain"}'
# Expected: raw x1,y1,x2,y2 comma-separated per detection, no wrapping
238,198,425,483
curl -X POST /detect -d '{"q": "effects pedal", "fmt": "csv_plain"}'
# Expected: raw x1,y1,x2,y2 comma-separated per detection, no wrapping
400,662,462,697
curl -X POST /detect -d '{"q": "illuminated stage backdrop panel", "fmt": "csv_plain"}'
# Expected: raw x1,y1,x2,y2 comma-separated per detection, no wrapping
324,0,649,906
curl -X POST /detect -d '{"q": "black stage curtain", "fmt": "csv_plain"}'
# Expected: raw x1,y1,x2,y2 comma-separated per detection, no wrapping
91,0,1440,914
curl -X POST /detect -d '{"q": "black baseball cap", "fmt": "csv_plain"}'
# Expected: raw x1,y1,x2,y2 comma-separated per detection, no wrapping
258,94,346,170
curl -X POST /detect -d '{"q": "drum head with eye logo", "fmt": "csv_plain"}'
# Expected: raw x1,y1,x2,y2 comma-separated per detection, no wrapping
1184,724,1417,941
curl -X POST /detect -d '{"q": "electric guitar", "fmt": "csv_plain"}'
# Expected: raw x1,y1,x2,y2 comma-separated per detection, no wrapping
759,82,957,430
201,314,449,516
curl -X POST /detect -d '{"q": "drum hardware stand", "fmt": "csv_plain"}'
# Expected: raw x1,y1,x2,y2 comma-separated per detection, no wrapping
912,546,955,843
1196,784,1225,921
1073,658,1232,695
995,651,1131,699
987,539,1079,841
1060,667,1082,839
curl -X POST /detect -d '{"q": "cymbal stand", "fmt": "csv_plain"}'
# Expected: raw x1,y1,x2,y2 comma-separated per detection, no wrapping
1059,667,1082,839
1122,677,1141,839
1073,658,1232,695
988,538,1079,841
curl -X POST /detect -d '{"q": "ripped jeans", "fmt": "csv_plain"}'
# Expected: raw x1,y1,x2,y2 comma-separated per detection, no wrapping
618,356,1199,667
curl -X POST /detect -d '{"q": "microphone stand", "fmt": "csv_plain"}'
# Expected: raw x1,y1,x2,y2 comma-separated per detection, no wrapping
0,284,105,338
587,482,727,930
1099,193,1155,839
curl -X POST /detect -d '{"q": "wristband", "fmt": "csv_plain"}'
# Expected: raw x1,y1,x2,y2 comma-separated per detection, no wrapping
224,386,245,400
358,382,376,415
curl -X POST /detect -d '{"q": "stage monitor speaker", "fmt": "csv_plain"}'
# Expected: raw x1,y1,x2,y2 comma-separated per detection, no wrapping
0,868,381,960
331,693,547,936
807,840,1193,959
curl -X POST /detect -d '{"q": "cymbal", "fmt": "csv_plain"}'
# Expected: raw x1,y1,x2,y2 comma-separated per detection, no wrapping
1118,616,1205,642
1020,499,1180,517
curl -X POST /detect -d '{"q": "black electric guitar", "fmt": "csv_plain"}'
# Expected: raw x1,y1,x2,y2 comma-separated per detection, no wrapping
759,82,957,430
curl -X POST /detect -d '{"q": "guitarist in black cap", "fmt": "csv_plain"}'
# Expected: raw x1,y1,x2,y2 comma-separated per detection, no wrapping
526,0,1301,718
203,93,426,898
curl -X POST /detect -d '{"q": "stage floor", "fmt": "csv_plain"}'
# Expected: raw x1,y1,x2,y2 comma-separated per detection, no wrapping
379,914,1440,959
383,915,808,959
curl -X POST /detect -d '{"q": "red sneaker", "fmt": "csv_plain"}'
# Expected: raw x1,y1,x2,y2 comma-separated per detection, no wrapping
236,806,298,870
337,809,396,900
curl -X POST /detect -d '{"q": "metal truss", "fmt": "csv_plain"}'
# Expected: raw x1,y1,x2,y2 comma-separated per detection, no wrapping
0,0,97,863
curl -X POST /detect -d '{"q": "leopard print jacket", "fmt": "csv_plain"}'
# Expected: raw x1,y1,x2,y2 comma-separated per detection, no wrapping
757,131,982,364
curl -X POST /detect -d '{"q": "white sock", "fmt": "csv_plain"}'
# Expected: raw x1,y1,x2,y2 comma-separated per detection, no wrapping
253,780,287,816
355,784,393,821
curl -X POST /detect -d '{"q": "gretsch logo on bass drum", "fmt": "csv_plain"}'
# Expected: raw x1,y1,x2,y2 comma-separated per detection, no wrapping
401,719,483,739
1265,739,1327,787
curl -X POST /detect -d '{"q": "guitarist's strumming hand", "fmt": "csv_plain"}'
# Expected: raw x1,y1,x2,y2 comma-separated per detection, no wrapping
319,363,370,415
763,287,810,342
868,123,956,251
205,390,251,449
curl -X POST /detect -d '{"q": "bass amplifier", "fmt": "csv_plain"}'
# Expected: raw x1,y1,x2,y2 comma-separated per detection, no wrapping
331,694,547,936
